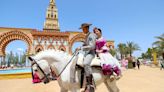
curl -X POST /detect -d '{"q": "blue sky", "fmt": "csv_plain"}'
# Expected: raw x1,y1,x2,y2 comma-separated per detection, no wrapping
0,0,164,57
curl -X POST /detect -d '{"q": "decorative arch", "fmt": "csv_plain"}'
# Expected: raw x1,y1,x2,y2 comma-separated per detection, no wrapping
0,31,32,56
47,45,55,50
69,33,85,54
35,45,44,53
59,45,66,52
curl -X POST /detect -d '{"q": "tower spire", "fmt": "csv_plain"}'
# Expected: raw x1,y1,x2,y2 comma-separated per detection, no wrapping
50,0,55,5
43,0,60,31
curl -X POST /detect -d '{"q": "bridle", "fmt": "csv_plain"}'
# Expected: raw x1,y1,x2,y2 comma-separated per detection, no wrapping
29,51,79,84
29,57,51,84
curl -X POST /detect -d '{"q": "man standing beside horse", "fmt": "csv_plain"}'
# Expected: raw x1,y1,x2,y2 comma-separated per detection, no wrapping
76,23,97,92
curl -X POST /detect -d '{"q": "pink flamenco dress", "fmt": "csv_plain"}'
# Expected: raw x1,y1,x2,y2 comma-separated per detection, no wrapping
96,37,121,77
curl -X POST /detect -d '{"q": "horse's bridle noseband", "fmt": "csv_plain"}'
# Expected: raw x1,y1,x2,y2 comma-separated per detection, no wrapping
29,57,51,84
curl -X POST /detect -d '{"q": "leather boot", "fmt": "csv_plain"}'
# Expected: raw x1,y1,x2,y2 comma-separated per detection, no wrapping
84,75,95,92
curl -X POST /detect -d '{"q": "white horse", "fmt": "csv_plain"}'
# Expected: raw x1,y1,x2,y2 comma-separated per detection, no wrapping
29,50,120,92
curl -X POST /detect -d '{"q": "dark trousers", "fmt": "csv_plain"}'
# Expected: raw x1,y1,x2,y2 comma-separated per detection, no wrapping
161,64,164,70
132,62,136,68
137,64,140,69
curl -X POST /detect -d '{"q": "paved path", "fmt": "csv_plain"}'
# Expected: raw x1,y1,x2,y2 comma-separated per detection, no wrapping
0,65,164,92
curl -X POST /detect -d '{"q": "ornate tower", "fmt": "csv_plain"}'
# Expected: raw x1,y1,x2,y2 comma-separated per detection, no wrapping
43,0,60,31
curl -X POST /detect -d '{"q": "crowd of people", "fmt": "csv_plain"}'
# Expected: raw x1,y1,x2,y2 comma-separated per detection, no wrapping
120,57,140,70
0,64,15,69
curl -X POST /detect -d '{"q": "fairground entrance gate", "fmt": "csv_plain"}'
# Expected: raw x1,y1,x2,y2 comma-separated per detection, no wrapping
0,0,114,66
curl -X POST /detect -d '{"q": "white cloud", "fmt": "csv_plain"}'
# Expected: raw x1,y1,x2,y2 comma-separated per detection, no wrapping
17,48,24,52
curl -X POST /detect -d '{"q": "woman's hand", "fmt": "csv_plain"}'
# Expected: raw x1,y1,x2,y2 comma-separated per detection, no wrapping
75,47,81,52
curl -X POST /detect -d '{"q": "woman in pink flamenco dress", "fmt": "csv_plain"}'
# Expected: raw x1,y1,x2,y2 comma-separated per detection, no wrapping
93,27,122,79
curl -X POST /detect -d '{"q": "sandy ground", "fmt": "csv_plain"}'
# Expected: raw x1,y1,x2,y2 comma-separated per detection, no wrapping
0,65,164,92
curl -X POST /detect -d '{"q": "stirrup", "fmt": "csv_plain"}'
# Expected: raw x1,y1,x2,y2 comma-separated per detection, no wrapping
109,75,115,82
84,85,95,92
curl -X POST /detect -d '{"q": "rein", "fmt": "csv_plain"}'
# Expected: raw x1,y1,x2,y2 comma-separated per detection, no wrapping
55,51,79,78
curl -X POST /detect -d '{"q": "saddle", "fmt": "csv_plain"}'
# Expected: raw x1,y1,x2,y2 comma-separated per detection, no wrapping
76,53,101,67
71,53,101,88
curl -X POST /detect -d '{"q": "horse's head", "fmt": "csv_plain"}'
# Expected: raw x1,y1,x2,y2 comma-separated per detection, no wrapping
29,56,52,84
28,50,72,84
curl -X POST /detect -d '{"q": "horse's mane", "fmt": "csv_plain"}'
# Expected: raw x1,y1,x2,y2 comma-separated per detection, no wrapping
33,49,72,62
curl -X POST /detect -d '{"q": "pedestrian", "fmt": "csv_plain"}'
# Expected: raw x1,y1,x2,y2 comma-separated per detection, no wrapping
159,57,164,70
137,59,140,69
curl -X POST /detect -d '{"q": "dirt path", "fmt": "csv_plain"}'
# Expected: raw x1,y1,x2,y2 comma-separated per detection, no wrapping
0,65,164,92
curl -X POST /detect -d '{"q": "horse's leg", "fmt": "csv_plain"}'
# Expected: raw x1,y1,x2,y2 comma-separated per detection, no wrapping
104,80,113,92
70,88,80,92
60,88,68,92
105,78,119,92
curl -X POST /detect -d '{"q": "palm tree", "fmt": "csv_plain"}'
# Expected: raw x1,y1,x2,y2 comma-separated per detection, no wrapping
153,33,164,59
126,41,140,57
141,53,146,59
117,43,127,59
109,48,117,56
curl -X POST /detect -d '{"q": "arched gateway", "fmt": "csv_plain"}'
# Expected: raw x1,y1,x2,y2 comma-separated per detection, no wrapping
0,30,32,56
0,0,114,65
0,27,114,65
0,28,89,65
0,28,88,56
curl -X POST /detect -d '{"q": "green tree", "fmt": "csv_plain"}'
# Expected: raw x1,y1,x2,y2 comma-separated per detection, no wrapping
141,48,155,60
6,53,10,67
109,48,117,56
153,33,164,59
117,43,127,59
126,41,140,57
8,51,14,67
147,48,153,59
10,52,14,65
141,53,145,59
